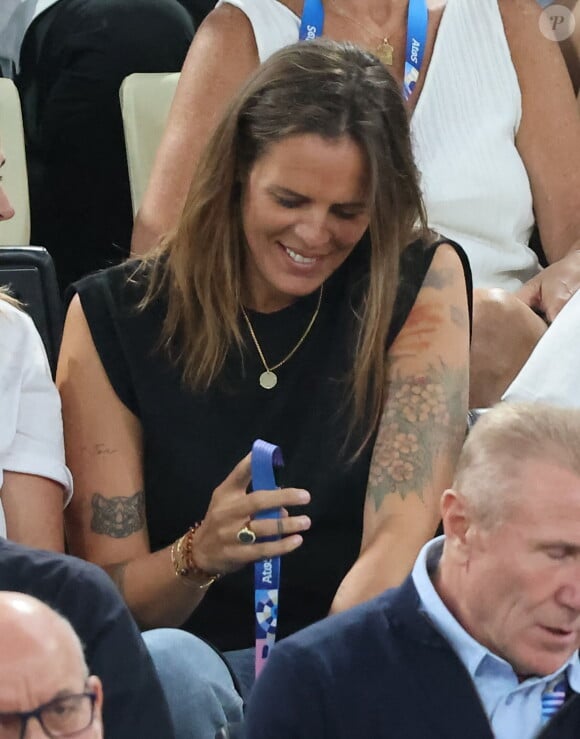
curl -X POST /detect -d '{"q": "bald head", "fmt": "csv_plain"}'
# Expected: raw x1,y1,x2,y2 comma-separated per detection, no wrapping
0,592,86,672
0,593,103,737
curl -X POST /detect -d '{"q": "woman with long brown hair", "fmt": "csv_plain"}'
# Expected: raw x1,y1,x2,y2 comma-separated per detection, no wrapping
132,0,580,411
58,41,470,712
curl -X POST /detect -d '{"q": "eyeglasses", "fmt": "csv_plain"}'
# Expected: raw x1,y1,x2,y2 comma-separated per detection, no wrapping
0,692,97,738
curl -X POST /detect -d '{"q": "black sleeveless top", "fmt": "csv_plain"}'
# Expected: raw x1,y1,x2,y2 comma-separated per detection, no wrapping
74,236,472,650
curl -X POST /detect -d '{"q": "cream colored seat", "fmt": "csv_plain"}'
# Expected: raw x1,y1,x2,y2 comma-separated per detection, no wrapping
119,72,180,216
0,78,30,245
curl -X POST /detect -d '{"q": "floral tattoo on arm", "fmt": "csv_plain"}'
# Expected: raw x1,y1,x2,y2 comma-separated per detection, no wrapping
367,360,468,510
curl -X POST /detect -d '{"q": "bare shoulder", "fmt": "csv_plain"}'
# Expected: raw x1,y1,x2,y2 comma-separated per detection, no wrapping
174,2,260,107
61,293,90,353
421,241,468,292
185,2,259,64
58,293,113,394
60,293,91,352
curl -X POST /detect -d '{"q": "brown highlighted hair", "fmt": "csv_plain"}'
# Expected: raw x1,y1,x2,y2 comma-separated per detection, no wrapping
140,39,429,448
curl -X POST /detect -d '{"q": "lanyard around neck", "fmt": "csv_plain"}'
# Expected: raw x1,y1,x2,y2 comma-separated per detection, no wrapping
298,0,428,101
251,439,284,677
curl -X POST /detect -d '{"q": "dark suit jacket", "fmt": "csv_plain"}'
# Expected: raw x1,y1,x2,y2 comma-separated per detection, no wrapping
0,539,175,739
244,576,580,738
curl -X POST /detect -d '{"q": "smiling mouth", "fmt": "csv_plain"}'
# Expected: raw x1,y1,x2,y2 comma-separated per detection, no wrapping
283,246,317,265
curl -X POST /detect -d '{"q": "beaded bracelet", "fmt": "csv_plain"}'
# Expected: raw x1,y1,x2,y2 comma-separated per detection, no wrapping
170,521,222,590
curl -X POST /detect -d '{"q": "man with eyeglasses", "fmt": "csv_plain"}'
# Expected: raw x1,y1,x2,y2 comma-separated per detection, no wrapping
0,592,103,738
0,539,175,739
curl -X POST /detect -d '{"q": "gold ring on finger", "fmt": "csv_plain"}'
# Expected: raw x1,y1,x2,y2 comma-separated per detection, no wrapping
237,525,256,545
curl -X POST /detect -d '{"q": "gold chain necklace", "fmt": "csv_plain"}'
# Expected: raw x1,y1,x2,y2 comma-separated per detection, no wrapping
241,286,324,390
329,0,395,66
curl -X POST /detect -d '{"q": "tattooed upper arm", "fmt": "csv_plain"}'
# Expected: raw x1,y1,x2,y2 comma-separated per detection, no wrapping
91,491,146,538
366,245,470,513
367,361,468,510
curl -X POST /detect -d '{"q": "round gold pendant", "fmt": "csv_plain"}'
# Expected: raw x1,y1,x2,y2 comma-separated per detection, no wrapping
259,370,278,390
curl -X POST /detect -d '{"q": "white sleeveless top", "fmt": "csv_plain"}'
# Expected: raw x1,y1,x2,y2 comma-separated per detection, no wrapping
217,0,538,290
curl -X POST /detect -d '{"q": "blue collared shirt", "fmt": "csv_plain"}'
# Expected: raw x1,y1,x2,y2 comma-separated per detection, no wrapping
412,537,580,738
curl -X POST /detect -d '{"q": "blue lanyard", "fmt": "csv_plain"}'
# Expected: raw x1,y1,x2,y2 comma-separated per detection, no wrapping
298,0,325,40
251,439,284,677
298,0,428,101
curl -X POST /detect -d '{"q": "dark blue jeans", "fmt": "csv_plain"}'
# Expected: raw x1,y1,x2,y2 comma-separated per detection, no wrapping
144,629,245,739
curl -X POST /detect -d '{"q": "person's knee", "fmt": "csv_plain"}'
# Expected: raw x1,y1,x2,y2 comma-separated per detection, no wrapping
144,628,234,685
144,629,244,737
470,288,548,408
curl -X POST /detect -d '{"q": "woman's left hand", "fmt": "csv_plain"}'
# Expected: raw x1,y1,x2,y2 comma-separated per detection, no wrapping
516,250,580,323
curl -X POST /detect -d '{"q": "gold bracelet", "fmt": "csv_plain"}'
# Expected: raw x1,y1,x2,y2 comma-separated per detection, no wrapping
170,522,222,590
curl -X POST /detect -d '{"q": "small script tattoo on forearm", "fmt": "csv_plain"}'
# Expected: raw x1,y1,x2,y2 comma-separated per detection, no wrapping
367,361,467,510
91,491,146,538
95,443,118,456
81,443,118,456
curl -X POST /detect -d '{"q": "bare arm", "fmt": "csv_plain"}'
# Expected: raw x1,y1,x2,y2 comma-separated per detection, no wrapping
548,0,580,92
502,0,580,320
1,472,64,551
58,295,199,628
58,295,310,628
131,5,260,255
330,245,470,613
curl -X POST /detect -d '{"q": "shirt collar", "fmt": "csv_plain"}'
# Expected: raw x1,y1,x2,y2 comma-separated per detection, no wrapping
412,536,580,691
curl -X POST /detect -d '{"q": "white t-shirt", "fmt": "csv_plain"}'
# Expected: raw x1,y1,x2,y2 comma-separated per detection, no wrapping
0,0,59,77
0,298,72,536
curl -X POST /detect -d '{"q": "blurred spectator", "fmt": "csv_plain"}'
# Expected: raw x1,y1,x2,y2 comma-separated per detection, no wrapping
0,538,177,738
0,0,214,290
0,150,71,550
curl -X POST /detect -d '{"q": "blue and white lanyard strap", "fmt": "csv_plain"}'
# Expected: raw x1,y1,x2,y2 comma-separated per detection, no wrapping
299,0,324,40
298,0,429,102
251,439,284,677
403,0,428,100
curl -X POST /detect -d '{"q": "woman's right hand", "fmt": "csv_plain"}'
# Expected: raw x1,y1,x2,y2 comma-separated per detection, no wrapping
192,454,311,576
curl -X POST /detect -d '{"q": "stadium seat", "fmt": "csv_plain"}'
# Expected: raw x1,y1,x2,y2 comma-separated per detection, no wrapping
0,246,63,375
119,72,180,216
